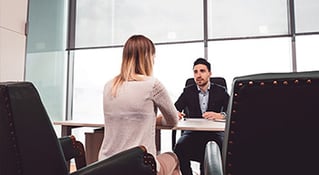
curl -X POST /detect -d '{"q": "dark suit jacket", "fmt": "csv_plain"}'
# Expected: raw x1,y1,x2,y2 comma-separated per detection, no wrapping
173,82,229,167
175,82,229,119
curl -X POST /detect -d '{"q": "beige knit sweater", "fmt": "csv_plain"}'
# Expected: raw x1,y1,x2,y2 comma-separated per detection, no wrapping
98,76,178,164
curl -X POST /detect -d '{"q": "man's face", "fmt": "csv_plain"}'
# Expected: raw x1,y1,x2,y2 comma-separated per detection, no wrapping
193,64,211,87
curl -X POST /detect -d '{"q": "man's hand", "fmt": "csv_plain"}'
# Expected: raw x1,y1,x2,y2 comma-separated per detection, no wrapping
202,111,225,120
177,112,185,120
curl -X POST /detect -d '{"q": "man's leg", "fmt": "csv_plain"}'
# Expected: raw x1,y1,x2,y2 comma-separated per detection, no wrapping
174,134,195,175
174,132,207,175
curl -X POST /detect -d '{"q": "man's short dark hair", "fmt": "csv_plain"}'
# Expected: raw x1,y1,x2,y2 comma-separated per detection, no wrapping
193,58,211,72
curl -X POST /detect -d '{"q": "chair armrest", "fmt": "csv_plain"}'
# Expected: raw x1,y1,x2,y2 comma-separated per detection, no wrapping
58,135,87,169
71,146,156,175
204,141,223,175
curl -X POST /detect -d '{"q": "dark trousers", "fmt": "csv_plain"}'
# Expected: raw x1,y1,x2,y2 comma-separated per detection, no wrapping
173,131,224,175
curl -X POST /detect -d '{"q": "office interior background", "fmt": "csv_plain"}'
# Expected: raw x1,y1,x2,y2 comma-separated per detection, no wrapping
1,0,319,152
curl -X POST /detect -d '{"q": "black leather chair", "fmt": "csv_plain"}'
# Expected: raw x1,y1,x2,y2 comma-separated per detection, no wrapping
204,71,319,175
0,81,156,175
58,135,87,170
172,77,227,149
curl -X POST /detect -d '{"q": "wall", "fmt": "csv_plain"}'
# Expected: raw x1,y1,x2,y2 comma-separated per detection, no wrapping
0,0,28,81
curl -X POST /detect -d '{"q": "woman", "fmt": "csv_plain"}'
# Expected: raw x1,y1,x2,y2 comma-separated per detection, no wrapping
98,35,181,175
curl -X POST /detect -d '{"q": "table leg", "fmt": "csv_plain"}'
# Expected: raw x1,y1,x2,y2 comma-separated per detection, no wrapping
61,125,72,137
156,129,161,154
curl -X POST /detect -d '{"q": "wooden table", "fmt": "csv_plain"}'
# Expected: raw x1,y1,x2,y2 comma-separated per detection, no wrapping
54,118,225,155
53,120,104,137
54,118,225,139
157,118,225,131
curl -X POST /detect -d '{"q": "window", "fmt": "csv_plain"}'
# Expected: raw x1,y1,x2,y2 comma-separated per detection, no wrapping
295,0,319,33
75,0,203,48
25,0,68,129
207,0,289,39
296,35,319,71
26,0,319,153
72,43,203,121
208,37,292,87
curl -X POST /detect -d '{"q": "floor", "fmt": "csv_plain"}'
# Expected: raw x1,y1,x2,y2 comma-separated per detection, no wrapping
70,162,77,173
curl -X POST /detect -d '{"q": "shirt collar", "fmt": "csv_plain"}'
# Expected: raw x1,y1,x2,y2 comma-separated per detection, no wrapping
197,81,211,93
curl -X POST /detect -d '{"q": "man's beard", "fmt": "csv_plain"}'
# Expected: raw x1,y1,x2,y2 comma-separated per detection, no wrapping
196,79,208,87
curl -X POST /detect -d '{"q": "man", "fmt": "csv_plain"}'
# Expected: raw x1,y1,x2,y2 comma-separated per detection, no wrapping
174,58,229,175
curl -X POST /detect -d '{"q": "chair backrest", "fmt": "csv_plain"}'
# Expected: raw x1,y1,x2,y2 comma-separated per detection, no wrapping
223,71,319,175
0,82,68,175
185,77,227,90
76,145,156,175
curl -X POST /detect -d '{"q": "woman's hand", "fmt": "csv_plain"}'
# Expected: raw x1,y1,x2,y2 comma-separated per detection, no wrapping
156,114,164,125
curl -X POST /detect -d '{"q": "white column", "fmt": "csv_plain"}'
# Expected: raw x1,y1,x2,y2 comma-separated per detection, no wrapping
0,0,28,81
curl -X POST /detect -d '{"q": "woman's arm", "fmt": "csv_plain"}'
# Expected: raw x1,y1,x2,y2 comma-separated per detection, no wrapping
153,79,179,126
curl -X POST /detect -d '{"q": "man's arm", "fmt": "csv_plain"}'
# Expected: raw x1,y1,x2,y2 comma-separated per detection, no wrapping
174,89,187,112
204,84,230,120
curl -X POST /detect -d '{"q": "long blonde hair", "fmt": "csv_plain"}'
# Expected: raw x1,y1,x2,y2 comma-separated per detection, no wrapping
111,35,156,97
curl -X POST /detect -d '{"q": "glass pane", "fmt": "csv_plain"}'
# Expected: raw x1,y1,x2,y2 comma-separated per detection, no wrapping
208,0,289,39
25,52,68,121
26,0,68,128
294,0,319,33
154,43,204,102
208,37,292,88
296,35,319,71
75,0,203,48
27,0,67,53
72,48,122,120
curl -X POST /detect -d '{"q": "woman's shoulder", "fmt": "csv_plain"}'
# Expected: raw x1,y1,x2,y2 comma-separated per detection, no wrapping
143,76,161,85
104,79,115,88
150,77,165,88
145,77,168,94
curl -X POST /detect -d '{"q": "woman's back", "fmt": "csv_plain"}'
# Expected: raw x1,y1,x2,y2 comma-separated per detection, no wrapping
99,77,175,159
